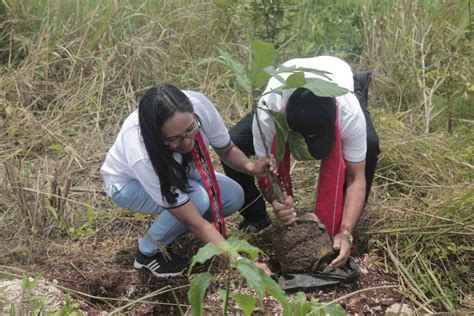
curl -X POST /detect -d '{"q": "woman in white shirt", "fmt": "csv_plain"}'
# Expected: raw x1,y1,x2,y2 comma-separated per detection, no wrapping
101,83,270,277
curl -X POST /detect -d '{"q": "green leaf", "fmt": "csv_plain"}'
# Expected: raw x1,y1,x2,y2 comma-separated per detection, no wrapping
188,273,212,316
284,72,306,88
233,293,257,316
235,260,265,301
217,49,251,94
263,65,332,80
303,77,349,97
292,292,312,316
288,131,313,161
260,271,290,312
227,237,261,260
248,40,276,90
263,65,347,98
261,108,289,162
189,243,223,275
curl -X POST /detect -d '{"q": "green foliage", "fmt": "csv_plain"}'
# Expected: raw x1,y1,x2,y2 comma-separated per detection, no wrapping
204,40,347,162
188,273,212,316
231,293,256,316
67,206,97,240
211,0,363,58
288,131,313,161
187,237,345,315
248,40,276,91
361,0,472,132
372,110,473,312
1,0,472,314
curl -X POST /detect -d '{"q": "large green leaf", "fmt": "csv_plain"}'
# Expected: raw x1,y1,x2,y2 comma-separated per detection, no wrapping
235,260,265,301
284,72,306,89
261,108,289,162
233,294,257,316
188,273,212,316
303,77,348,97
248,40,276,90
288,131,313,161
263,65,332,80
263,65,348,98
227,237,261,260
188,243,223,275
260,270,290,314
291,292,313,316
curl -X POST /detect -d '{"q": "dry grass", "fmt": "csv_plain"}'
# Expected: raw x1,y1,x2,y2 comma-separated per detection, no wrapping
0,0,473,314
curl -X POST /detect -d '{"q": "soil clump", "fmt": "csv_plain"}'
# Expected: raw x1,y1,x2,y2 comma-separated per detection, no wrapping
272,213,335,273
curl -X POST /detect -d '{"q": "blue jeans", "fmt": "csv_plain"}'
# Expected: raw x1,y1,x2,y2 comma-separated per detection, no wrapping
110,171,244,256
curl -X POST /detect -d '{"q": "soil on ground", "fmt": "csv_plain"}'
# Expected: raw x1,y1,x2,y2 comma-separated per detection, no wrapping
0,207,405,315
5,226,403,315
272,214,335,273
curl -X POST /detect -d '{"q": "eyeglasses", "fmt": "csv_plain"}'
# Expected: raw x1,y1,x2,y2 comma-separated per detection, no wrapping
163,117,200,146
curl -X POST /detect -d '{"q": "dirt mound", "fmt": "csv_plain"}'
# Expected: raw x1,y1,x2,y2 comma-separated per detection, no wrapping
272,213,335,273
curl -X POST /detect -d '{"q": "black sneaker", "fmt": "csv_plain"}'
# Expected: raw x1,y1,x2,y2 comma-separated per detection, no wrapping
133,248,187,277
238,216,272,233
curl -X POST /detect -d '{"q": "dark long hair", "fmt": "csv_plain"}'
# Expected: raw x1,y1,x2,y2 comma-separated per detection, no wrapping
138,84,194,205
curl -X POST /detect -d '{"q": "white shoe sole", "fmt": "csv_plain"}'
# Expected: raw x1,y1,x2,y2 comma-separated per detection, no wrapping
133,260,184,277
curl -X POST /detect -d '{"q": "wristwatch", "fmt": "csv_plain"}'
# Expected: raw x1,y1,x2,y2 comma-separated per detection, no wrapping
341,229,353,244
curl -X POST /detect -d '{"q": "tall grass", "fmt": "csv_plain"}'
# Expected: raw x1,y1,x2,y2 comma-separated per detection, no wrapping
0,0,473,313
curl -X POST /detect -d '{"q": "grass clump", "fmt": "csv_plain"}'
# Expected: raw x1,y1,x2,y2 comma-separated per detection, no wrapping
0,0,473,314
364,112,473,313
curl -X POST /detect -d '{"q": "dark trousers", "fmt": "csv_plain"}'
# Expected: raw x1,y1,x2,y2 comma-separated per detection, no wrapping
222,72,380,221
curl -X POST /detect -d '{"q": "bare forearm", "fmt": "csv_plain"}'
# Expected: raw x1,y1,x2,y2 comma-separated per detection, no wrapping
340,179,366,233
168,202,225,245
189,221,225,244
218,143,254,176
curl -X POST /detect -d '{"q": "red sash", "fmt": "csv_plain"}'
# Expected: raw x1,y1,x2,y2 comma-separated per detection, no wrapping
191,132,226,237
257,108,345,238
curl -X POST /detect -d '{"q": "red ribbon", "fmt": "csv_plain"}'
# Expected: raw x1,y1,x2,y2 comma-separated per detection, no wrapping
257,108,345,238
191,132,226,237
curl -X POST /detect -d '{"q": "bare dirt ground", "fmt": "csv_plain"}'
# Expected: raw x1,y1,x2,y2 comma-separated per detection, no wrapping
13,220,404,315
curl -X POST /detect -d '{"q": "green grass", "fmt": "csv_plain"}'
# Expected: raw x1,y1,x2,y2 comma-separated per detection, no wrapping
0,0,472,313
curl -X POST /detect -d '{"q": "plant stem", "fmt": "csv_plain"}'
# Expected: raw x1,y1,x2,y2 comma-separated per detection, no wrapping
254,103,285,203
222,269,232,315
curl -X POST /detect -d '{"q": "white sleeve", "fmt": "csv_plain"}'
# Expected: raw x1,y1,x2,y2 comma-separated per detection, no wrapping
188,92,231,149
252,94,278,158
339,94,367,163
131,158,189,208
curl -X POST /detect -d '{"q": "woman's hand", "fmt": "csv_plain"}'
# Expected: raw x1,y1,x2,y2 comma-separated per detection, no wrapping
246,157,269,177
247,154,279,178
329,232,351,268
271,195,296,225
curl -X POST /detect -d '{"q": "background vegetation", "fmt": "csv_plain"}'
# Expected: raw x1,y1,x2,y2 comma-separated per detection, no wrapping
0,0,472,314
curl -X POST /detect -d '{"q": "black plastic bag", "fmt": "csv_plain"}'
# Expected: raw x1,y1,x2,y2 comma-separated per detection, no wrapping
272,257,359,292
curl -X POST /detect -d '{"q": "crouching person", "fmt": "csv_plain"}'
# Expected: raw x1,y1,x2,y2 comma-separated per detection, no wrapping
101,84,270,277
